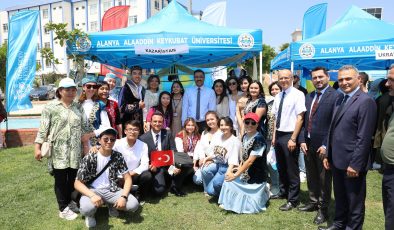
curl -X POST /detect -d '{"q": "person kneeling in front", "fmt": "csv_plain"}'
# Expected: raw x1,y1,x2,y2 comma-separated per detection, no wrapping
74,128,139,228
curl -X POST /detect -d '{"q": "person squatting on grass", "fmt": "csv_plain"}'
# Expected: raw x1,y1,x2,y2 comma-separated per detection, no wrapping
74,127,139,228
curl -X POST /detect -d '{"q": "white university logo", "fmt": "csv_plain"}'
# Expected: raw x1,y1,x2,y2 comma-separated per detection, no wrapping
238,33,254,50
299,43,315,59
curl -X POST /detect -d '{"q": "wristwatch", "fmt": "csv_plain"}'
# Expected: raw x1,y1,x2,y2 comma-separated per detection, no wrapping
121,195,128,201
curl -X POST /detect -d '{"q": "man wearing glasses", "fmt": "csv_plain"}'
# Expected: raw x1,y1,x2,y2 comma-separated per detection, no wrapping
113,120,152,202
75,127,139,228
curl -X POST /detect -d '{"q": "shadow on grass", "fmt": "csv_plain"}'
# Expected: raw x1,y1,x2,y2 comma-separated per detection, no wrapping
92,205,144,228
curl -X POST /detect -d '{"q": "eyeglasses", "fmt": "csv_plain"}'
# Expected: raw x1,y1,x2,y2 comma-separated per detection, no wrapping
244,120,257,126
85,84,98,90
228,81,237,86
125,128,139,133
102,137,116,143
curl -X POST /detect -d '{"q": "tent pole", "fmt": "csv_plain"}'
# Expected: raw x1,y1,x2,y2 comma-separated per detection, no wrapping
291,61,294,72
189,0,192,14
259,51,263,83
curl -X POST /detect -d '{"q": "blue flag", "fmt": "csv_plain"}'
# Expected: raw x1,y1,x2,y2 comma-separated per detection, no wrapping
6,11,39,112
302,3,327,40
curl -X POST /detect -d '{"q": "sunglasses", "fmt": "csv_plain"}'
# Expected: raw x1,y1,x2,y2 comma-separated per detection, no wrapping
228,81,237,86
244,120,257,126
85,84,98,90
102,137,116,143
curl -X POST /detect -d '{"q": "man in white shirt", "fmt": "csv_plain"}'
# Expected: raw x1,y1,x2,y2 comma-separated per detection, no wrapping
182,69,216,133
113,120,152,201
272,69,306,211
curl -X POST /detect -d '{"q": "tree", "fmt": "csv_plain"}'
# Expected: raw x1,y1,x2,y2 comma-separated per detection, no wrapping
244,44,277,76
279,43,289,51
0,42,7,91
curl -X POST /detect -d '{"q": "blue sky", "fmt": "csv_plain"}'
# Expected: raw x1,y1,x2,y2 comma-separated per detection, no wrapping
1,0,394,50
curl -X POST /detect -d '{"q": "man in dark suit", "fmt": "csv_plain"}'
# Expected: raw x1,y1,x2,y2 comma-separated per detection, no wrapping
318,65,377,230
139,112,193,197
118,66,146,132
298,67,340,225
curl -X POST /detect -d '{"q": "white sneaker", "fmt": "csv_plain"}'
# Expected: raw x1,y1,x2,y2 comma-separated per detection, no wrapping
108,206,119,217
68,201,79,213
85,216,96,228
59,207,78,220
300,172,307,183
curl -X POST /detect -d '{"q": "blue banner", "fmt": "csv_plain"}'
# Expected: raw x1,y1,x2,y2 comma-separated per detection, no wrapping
6,11,39,112
302,3,327,40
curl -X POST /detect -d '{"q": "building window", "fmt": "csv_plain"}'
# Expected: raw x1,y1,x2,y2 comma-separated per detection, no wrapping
37,43,40,52
82,23,85,26
3,39,7,45
53,7,56,10
44,42,50,48
76,23,79,27
59,6,62,9
90,21,98,31
76,7,79,10
44,27,50,34
42,9,49,19
89,4,97,15
128,15,137,25
2,23,8,33
82,6,85,9
117,0,123,6
129,0,137,7
36,60,41,68
154,0,160,10
103,1,112,11
45,59,51,68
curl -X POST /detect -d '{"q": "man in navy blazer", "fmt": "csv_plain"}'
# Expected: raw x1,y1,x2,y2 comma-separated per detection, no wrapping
139,112,193,197
318,65,377,230
299,67,340,225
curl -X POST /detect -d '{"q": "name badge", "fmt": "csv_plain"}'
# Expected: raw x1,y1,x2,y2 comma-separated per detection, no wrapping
173,112,178,117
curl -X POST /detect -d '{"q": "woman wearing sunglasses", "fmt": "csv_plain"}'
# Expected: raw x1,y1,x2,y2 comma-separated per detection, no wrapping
226,76,242,134
201,116,240,197
79,76,111,152
218,113,269,214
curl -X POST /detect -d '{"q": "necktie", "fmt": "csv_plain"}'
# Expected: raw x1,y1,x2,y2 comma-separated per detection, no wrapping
276,92,286,129
333,95,350,124
307,92,322,133
196,87,201,121
154,134,160,150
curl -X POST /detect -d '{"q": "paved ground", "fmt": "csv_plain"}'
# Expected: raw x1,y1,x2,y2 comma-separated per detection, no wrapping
9,100,50,116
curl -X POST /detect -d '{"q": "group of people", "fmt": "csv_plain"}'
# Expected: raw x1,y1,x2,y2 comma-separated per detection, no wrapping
33,63,394,230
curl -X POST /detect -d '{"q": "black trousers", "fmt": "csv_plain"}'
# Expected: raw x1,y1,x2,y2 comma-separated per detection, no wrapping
53,168,78,211
275,131,300,204
382,166,394,230
332,166,367,230
305,138,332,210
132,171,153,197
151,166,194,196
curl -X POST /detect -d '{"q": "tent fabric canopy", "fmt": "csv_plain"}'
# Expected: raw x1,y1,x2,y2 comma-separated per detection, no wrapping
271,6,394,71
68,1,262,69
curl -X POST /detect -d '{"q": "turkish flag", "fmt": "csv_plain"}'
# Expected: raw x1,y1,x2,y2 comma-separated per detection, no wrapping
100,6,130,77
151,150,174,167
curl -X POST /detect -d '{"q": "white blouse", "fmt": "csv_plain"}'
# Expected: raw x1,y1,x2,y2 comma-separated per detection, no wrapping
82,99,111,136
194,129,222,161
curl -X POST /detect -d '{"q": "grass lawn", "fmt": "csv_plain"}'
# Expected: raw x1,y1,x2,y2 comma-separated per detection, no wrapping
0,146,385,230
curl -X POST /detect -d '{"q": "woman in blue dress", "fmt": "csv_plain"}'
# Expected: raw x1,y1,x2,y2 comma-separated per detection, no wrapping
218,112,270,214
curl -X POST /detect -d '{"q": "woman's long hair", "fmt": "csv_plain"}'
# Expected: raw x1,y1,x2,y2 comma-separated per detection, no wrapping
78,85,99,103
247,80,265,100
153,91,173,127
179,117,200,151
220,116,236,136
204,110,220,133
171,81,185,96
147,74,160,91
225,76,240,94
212,79,227,104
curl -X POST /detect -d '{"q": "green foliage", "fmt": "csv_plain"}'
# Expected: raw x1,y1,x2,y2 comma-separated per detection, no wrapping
41,73,66,85
279,43,290,51
243,44,277,76
0,42,7,91
0,146,385,230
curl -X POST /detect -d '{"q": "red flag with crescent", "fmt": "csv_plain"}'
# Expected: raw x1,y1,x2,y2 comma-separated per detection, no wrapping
100,5,130,77
151,150,174,167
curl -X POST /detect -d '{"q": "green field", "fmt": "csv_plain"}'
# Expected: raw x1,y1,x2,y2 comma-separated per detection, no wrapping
0,146,385,230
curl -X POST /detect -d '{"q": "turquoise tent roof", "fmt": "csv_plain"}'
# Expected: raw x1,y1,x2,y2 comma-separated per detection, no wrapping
68,1,262,69
271,5,394,71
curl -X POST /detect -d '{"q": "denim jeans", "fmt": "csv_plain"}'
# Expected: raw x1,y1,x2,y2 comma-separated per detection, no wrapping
193,168,203,186
201,163,228,196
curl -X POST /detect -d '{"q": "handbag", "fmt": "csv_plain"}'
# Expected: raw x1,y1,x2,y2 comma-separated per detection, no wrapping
71,158,113,204
41,133,54,158
174,152,193,168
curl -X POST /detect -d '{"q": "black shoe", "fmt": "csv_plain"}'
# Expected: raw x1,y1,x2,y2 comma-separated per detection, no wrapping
314,209,328,225
279,202,298,211
298,203,318,212
170,186,186,197
317,225,337,230
270,193,287,199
